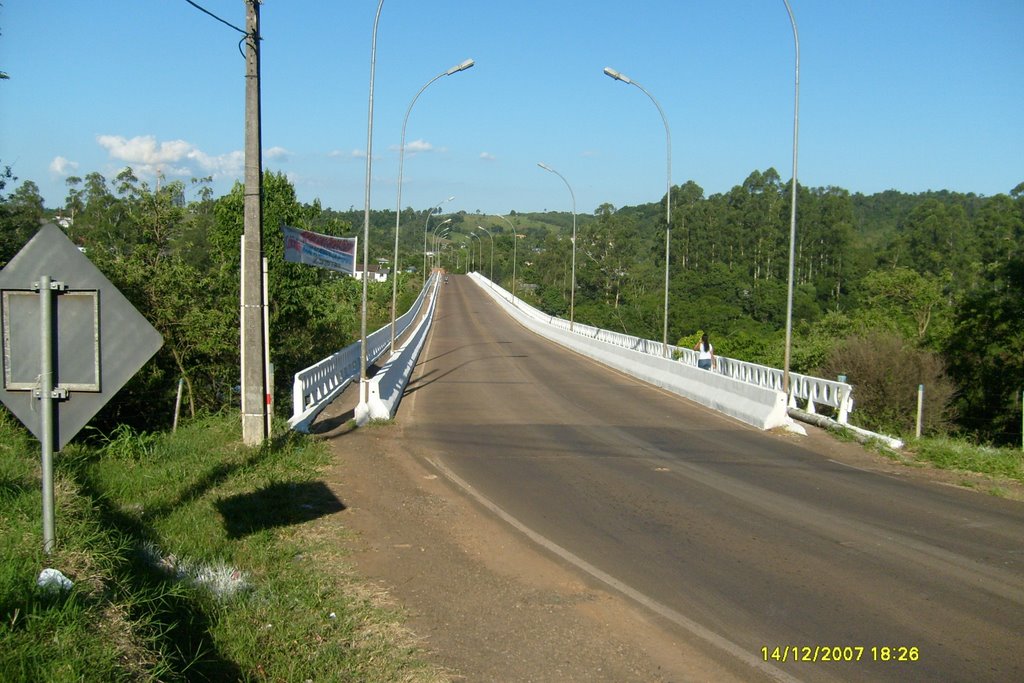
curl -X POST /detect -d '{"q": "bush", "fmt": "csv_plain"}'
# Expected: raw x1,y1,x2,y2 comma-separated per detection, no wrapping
819,332,956,436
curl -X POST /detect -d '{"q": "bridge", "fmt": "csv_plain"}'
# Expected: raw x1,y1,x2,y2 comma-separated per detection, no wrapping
293,274,1024,682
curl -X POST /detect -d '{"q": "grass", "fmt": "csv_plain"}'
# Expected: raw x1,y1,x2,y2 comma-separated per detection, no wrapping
908,436,1024,485
3,403,1020,680
0,408,445,682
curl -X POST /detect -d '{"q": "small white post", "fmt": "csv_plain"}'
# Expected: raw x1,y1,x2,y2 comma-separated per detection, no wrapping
172,378,184,432
915,384,924,439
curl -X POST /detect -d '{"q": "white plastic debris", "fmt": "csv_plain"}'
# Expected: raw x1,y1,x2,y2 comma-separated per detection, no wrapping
37,568,73,593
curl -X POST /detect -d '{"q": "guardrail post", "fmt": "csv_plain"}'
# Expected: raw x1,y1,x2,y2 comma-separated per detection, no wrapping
838,388,851,424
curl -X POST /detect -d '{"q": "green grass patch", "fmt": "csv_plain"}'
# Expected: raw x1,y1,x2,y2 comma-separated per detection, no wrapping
910,436,1024,484
0,408,444,681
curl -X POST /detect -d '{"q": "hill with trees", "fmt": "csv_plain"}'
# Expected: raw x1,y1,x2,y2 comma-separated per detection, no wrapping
1,161,1021,445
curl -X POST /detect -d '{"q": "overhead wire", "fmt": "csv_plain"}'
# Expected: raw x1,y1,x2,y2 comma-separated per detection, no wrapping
182,0,247,35
182,0,259,58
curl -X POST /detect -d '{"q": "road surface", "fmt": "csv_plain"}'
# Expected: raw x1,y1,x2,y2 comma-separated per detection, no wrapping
330,274,1024,682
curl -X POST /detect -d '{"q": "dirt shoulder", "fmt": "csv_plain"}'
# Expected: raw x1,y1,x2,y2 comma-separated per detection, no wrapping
304,388,1021,682
308,390,760,682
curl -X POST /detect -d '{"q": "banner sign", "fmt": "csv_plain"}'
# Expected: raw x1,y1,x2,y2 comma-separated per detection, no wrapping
282,225,356,274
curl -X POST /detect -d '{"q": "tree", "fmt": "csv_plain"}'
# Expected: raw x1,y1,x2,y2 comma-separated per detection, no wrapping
972,193,1023,271
945,252,1024,445
856,267,950,346
0,175,46,266
212,171,376,403
899,199,973,278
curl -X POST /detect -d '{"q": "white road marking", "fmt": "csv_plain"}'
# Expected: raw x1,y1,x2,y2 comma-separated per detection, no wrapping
426,456,803,683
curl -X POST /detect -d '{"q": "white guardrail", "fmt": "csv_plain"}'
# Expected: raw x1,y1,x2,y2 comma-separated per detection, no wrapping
288,273,437,431
354,274,441,425
468,272,855,427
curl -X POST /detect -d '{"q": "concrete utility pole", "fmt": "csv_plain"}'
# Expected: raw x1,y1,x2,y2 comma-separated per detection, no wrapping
241,0,268,446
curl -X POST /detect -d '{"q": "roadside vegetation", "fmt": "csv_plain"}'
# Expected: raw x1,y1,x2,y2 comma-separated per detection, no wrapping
908,436,1023,486
0,409,445,681
1,161,1021,446
0,158,1021,676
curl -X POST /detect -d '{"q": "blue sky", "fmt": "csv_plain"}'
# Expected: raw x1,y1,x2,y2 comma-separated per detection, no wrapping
2,1,1021,217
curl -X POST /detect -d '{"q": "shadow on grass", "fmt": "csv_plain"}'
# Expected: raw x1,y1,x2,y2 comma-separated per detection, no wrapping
216,481,346,539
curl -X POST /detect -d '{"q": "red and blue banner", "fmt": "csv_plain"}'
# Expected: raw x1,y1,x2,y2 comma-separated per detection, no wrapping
282,225,356,274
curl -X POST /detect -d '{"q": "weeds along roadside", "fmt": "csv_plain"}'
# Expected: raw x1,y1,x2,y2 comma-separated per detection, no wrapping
0,408,446,682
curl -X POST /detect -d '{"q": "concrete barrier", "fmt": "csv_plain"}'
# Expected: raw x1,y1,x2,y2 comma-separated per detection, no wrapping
471,273,791,431
355,277,440,424
289,274,437,432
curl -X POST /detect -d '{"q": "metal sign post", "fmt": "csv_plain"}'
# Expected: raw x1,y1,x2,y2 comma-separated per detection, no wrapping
1,224,163,553
38,274,56,553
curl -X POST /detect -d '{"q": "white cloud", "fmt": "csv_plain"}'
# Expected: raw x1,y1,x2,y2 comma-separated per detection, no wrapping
96,134,243,179
331,148,367,159
480,152,496,161
265,146,290,161
49,156,79,175
97,135,190,164
186,148,244,176
404,139,434,154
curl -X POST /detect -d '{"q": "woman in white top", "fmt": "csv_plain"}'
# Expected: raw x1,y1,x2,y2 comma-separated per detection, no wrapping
694,333,715,370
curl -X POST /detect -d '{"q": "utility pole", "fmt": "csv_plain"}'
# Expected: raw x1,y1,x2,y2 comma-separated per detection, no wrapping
241,0,268,446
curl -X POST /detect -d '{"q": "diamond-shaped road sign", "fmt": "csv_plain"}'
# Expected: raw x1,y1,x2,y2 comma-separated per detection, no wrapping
0,224,163,449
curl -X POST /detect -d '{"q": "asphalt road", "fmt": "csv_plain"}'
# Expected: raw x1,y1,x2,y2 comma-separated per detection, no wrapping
397,274,1024,683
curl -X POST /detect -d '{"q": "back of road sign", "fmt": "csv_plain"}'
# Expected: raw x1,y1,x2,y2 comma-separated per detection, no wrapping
0,224,163,449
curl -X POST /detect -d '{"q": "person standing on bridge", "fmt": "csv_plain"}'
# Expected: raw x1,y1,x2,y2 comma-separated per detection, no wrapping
694,333,716,371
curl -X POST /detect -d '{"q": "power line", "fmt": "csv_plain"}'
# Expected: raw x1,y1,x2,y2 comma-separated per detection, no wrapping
183,0,247,35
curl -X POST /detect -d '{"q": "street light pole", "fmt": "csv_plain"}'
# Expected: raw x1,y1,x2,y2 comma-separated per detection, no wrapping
537,162,577,331
466,231,477,270
431,219,452,270
358,0,385,420
781,0,800,397
492,214,517,301
423,195,455,280
603,66,673,357
435,228,451,269
390,58,474,353
468,231,480,269
476,224,494,281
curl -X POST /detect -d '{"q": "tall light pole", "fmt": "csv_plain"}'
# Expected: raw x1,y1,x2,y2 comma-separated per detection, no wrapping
603,66,673,357
492,214,517,300
435,228,451,269
390,58,474,352
423,196,455,280
433,225,451,256
358,0,385,420
476,224,494,281
781,0,800,396
467,232,481,272
431,219,452,270
537,162,577,331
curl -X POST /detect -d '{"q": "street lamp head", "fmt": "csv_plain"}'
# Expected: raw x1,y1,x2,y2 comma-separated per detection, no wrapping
537,162,552,172
603,66,631,84
447,58,475,75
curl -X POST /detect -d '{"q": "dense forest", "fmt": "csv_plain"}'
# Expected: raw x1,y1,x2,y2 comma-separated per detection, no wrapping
1,162,1021,445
